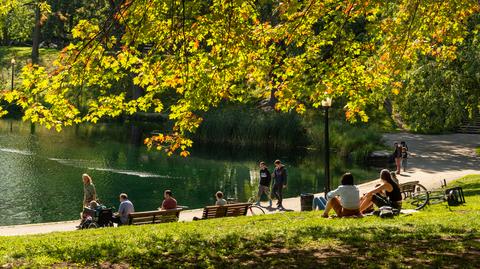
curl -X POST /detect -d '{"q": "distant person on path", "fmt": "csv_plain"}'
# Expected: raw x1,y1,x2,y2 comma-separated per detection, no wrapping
400,141,409,172
272,160,287,210
393,143,403,175
160,190,177,210
255,161,273,207
82,174,97,207
215,191,227,206
112,193,134,226
359,169,403,213
322,173,361,218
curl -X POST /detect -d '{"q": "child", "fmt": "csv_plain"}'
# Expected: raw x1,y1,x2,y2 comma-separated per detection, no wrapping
400,141,409,172
77,200,101,229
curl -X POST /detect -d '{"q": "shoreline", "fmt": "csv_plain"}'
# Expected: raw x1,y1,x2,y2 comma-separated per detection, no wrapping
1,132,480,236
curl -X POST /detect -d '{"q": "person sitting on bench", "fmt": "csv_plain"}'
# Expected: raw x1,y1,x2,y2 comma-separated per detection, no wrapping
322,173,361,218
159,190,177,210
215,191,227,206
112,193,135,226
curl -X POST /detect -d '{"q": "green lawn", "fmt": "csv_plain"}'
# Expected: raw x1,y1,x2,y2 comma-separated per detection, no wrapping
1,175,479,268
0,46,59,89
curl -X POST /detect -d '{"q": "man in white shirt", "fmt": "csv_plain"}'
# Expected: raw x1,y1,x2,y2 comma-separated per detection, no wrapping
322,173,361,218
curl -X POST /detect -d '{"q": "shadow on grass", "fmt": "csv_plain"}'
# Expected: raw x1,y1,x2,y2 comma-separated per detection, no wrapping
129,237,480,268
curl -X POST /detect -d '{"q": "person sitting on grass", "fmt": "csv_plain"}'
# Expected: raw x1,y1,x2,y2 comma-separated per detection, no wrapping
215,191,227,206
159,189,177,210
322,173,361,218
359,169,403,213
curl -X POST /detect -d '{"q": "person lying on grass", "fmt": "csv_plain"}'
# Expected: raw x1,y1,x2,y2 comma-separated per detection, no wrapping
359,169,403,213
322,173,361,218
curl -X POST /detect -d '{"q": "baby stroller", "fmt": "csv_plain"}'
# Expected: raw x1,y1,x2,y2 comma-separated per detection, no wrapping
80,208,114,229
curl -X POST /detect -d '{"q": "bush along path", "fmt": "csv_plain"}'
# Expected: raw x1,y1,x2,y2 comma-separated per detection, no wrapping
0,175,479,268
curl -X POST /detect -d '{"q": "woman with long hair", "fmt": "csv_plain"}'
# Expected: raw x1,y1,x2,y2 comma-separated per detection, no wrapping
82,173,97,207
359,169,402,213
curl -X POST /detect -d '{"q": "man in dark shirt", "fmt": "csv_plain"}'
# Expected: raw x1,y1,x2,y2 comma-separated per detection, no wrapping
160,189,177,210
255,161,273,207
272,160,287,210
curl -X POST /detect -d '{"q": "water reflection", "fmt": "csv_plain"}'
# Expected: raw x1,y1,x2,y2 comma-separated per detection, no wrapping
0,120,377,225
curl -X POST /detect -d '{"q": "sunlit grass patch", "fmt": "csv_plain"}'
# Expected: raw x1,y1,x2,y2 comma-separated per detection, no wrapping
0,175,479,268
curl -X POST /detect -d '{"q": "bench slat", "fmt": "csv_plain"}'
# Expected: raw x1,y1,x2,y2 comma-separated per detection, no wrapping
128,208,182,225
199,203,250,220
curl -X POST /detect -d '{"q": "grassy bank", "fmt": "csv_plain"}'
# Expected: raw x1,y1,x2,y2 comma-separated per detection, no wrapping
0,46,58,87
194,106,389,160
1,175,479,268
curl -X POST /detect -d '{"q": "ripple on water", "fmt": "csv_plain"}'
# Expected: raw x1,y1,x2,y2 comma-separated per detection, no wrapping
48,157,180,179
0,147,34,156
88,167,180,179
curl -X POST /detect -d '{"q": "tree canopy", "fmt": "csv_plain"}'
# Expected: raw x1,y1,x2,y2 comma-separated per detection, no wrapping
0,0,478,155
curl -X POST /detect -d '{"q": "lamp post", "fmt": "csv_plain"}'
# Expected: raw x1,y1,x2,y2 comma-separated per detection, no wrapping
321,97,332,197
11,58,15,90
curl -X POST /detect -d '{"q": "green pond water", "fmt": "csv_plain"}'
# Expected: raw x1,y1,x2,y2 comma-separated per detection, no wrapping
0,120,379,226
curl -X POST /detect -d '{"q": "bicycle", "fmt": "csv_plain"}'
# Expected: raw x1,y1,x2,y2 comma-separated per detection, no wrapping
226,197,265,216
399,181,429,210
400,179,457,210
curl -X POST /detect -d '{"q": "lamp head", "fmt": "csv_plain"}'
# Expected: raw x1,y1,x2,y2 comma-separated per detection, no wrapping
11,58,15,65
321,97,332,108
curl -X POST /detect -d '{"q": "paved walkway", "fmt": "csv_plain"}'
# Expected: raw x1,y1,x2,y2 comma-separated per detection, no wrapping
1,133,479,236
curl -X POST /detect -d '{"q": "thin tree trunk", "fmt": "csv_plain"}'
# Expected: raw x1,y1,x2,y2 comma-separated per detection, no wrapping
31,4,41,64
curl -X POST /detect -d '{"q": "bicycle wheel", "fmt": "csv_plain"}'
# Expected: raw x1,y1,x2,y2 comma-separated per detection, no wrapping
87,222,99,229
402,183,429,210
248,205,265,216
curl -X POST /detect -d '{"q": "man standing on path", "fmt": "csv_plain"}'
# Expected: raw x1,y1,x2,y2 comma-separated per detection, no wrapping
272,160,287,210
255,161,273,207
112,193,134,226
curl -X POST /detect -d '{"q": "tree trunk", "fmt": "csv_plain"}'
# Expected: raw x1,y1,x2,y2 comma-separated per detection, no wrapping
31,4,41,64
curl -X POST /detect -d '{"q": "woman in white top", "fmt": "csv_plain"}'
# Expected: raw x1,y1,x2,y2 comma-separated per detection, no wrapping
322,173,361,218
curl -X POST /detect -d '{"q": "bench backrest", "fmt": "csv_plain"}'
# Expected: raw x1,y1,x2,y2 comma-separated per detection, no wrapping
399,181,420,193
201,203,250,219
128,208,182,225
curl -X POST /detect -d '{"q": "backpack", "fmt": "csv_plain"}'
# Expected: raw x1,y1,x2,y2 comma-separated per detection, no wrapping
446,187,465,206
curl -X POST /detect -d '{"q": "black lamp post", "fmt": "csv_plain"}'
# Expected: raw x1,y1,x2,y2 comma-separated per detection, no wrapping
322,97,332,197
11,58,15,90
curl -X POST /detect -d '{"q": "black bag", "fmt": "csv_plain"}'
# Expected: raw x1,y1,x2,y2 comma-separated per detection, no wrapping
445,187,465,206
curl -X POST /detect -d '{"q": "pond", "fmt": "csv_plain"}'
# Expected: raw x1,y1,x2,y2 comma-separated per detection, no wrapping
0,120,379,226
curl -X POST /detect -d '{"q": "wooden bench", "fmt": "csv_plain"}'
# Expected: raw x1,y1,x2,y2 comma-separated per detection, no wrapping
196,203,251,220
128,208,183,225
399,181,420,194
